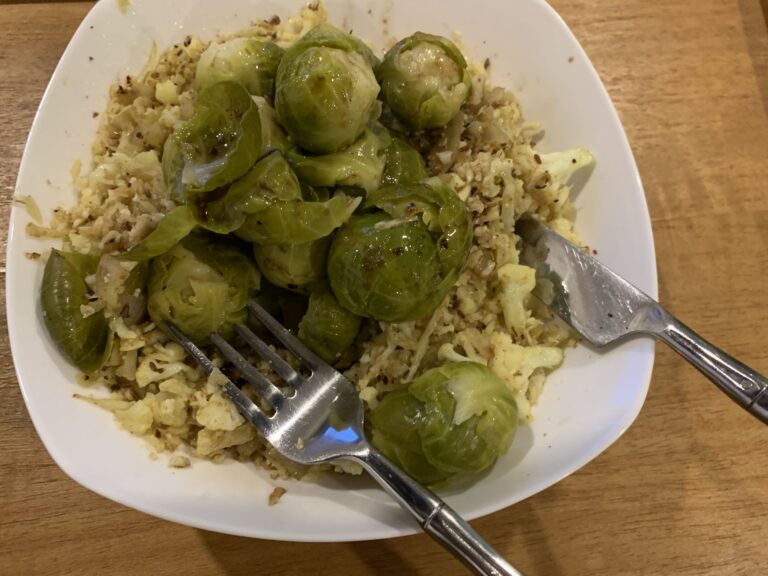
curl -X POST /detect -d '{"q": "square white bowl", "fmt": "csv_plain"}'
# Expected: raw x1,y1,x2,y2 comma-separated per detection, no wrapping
7,0,657,541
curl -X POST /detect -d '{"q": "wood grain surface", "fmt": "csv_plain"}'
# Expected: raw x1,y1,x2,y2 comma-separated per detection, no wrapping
1,1,766,575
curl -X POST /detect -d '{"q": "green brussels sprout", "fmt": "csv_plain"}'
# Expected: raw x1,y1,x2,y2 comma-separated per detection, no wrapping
193,151,302,234
381,135,428,186
327,212,442,322
275,24,380,153
121,206,197,261
147,233,260,342
287,128,388,194
162,81,262,201
236,193,362,244
377,33,471,130
253,236,330,293
370,362,518,487
291,23,379,68
328,180,471,322
41,250,113,372
195,37,283,97
364,178,471,278
298,285,362,364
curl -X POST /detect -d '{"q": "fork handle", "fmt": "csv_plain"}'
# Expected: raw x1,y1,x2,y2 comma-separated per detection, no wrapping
355,448,523,576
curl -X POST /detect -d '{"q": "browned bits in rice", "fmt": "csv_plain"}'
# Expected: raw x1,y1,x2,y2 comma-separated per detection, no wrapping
268,484,287,505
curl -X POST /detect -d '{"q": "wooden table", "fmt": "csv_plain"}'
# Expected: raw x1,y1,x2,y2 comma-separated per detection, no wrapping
1,1,766,574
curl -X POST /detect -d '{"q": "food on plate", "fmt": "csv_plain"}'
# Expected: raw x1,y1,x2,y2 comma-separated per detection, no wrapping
33,1,594,485
371,361,517,486
275,23,381,153
377,32,472,130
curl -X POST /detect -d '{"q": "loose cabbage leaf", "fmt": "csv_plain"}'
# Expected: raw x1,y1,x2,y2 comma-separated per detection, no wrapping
163,81,262,201
121,206,197,261
192,151,301,234
41,250,113,372
236,194,361,244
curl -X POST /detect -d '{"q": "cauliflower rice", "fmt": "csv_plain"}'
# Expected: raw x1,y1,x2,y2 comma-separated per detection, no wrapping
33,2,586,478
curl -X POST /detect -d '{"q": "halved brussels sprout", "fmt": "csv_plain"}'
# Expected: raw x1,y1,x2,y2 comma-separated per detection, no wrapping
195,37,283,97
192,151,302,234
381,135,428,186
147,233,260,342
275,24,380,153
162,81,262,201
287,128,388,194
370,362,518,487
121,206,197,261
253,237,330,293
236,193,362,244
41,250,113,372
328,180,471,322
298,285,362,364
378,33,471,130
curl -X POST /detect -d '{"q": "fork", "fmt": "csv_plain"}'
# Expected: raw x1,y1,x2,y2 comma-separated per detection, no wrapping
164,300,522,576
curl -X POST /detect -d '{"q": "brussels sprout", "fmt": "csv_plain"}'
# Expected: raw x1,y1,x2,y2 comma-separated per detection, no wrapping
122,206,197,261
193,151,302,234
41,250,113,372
236,193,362,244
253,236,330,293
163,81,262,201
147,233,260,342
287,128,388,194
275,24,380,153
381,135,428,186
298,285,362,364
364,178,471,278
195,37,283,97
327,212,443,322
328,180,471,322
377,33,471,130
292,23,379,68
370,362,518,486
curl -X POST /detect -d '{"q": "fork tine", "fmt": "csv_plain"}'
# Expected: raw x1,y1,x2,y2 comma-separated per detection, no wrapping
162,321,272,433
234,324,303,389
210,333,285,408
246,300,325,371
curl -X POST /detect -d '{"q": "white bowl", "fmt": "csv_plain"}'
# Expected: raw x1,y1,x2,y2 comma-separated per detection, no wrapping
6,0,657,541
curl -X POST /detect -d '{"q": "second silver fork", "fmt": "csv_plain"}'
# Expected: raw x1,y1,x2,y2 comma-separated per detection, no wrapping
164,299,523,576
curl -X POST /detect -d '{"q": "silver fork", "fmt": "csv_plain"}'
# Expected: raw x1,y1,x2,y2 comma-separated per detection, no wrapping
164,300,522,576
